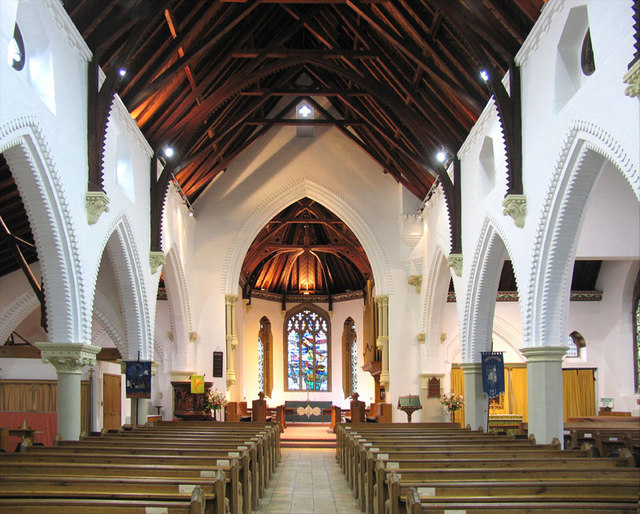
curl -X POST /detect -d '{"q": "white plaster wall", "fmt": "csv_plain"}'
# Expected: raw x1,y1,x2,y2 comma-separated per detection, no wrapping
238,297,372,409
188,125,404,399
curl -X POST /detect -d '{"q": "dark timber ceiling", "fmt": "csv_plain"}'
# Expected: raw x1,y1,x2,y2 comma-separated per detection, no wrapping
241,198,371,297
64,0,544,201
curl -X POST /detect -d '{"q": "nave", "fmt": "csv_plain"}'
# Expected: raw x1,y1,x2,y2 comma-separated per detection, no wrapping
255,448,359,514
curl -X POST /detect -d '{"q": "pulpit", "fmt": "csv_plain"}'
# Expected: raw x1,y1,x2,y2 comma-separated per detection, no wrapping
171,381,212,420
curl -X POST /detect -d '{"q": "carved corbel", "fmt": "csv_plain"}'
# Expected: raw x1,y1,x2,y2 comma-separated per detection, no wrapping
85,191,109,225
189,331,198,343
150,251,166,274
226,369,237,390
417,333,426,344
502,194,527,228
408,275,422,293
624,60,640,98
447,254,463,277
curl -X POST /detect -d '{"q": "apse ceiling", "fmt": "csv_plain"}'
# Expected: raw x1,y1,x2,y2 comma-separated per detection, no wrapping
241,198,371,300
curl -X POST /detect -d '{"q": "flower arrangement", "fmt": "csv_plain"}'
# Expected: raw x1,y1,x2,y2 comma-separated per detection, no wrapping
440,392,464,412
204,389,228,414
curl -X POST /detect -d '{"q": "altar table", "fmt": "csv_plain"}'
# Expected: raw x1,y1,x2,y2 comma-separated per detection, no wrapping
0,411,57,452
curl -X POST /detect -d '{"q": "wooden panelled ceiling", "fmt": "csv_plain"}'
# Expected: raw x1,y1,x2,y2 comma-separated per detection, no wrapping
64,0,544,201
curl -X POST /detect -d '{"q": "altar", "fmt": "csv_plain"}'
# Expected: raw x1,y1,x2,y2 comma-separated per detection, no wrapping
488,414,524,436
284,401,332,423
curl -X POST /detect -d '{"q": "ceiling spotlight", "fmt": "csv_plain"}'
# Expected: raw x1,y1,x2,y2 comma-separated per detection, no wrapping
297,104,312,118
118,68,127,77
480,69,489,82
163,147,174,158
436,150,447,163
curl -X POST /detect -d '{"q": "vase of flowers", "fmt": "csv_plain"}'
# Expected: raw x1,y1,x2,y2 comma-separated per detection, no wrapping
203,388,228,421
440,392,464,425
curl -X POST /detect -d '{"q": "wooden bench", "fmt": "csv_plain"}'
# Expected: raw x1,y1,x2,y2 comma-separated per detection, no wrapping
404,486,640,513
380,462,640,514
4,448,247,514
338,423,639,514
0,474,224,514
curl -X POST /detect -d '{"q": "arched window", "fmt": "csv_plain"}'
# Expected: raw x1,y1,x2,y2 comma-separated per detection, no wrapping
285,306,330,391
566,331,586,358
342,317,358,398
258,317,273,398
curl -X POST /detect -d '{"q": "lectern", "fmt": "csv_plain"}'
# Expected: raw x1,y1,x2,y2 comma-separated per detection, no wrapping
397,394,422,422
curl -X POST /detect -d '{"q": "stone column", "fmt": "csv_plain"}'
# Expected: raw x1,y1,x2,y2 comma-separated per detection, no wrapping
375,295,389,390
225,294,238,390
521,346,566,445
460,362,488,431
36,342,101,440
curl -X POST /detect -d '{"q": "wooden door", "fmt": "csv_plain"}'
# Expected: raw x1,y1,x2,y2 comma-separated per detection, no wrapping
103,374,121,431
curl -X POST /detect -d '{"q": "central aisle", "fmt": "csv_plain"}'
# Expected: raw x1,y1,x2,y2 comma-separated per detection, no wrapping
255,448,360,514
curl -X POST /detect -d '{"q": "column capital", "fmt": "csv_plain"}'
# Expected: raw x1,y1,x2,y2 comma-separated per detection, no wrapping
521,346,567,363
376,335,388,351
226,334,238,350
149,251,166,274
458,362,483,373
408,275,422,293
225,294,238,306
447,254,463,277
36,343,100,374
226,369,236,390
502,194,527,228
374,295,389,307
85,191,109,225
624,60,640,98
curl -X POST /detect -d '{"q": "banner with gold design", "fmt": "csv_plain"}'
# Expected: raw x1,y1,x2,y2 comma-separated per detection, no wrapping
190,374,205,394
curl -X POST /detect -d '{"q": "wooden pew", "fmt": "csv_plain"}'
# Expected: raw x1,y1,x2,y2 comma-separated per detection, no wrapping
404,485,639,513
380,462,640,514
6,448,247,514
0,474,224,514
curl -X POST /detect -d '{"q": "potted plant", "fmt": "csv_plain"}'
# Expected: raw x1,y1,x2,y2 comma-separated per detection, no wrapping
203,388,228,421
440,392,464,425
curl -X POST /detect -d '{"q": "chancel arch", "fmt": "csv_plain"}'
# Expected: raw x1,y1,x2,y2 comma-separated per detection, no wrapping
223,178,391,297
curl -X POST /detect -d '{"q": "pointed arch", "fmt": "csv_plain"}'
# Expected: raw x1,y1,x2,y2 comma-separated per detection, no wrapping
222,178,391,296
0,291,39,345
0,116,87,341
91,214,152,360
162,246,192,363
525,121,639,347
462,218,513,362
421,247,453,367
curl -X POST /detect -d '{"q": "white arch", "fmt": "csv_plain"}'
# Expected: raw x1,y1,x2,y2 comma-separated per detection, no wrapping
90,214,152,360
162,245,192,360
222,177,392,295
462,217,513,362
421,247,452,363
0,116,87,341
525,121,640,347
0,291,39,344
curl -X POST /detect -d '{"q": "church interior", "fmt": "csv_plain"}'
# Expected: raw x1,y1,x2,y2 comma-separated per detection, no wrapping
0,0,639,510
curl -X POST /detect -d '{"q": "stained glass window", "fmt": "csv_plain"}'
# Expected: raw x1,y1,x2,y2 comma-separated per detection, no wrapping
565,336,578,358
285,307,330,391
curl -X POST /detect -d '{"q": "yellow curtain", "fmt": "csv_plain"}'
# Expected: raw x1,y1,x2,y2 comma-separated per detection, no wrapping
509,366,528,422
0,380,57,412
450,367,465,427
562,369,595,421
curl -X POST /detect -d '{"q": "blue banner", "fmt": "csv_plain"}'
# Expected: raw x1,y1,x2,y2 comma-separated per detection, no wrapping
125,361,152,399
481,352,505,399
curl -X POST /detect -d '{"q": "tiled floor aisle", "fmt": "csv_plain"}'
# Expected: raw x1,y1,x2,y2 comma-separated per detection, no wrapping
255,448,361,514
